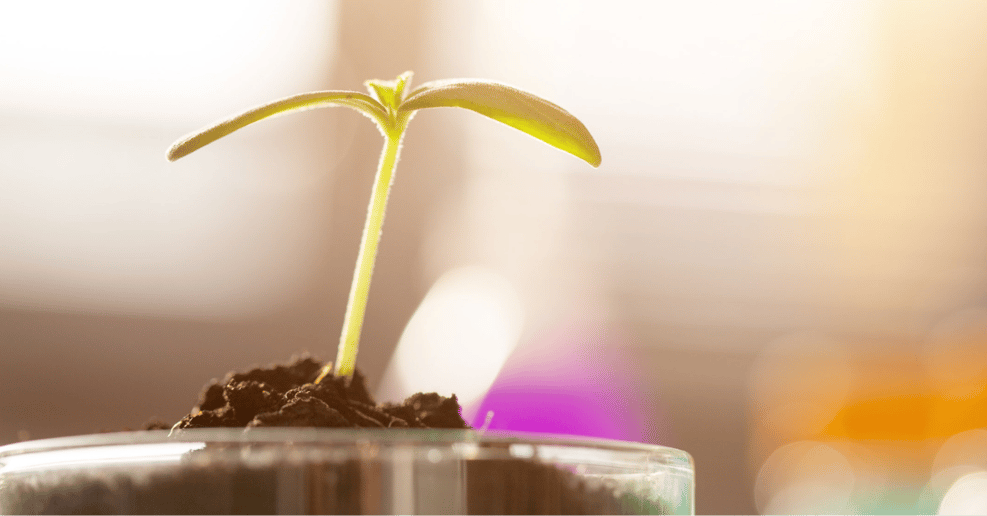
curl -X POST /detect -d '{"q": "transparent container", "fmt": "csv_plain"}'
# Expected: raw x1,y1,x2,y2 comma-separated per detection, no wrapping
0,428,694,514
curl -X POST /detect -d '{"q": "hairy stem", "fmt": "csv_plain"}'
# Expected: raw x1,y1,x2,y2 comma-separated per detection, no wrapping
315,121,408,382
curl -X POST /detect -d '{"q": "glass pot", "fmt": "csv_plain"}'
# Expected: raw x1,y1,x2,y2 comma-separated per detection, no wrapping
0,428,694,514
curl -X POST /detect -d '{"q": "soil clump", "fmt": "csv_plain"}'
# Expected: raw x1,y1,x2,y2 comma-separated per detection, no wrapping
169,354,468,432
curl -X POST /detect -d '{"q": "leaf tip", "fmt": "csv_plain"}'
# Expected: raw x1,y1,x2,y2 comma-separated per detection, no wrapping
166,140,192,162
577,139,602,168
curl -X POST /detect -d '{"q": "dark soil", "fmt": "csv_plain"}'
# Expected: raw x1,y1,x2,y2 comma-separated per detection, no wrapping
1,356,656,514
167,354,469,432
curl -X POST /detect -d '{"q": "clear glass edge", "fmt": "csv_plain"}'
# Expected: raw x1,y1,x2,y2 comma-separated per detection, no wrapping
0,428,694,473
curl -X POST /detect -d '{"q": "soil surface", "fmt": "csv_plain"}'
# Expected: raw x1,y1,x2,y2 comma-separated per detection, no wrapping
1,356,652,514
166,354,469,432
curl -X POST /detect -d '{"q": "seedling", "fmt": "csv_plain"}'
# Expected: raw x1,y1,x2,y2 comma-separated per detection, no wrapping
167,71,601,383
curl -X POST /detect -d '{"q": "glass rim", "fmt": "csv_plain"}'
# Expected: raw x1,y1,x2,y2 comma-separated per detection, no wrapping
0,428,693,471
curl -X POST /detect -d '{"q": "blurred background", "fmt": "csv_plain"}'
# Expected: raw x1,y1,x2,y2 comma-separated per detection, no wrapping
3,1,987,513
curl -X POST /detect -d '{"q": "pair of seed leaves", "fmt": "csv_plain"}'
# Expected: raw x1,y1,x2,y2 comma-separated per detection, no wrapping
166,71,601,168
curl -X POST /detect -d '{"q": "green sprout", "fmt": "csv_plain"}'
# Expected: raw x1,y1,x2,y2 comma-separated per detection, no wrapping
167,71,601,383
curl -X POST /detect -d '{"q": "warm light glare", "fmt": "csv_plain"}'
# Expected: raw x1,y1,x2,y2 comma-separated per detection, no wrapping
0,1,336,121
0,2,336,317
0,443,204,474
755,441,856,514
441,0,878,185
375,266,523,419
938,471,987,515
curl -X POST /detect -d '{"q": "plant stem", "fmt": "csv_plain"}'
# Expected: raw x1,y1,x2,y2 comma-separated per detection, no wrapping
316,120,408,382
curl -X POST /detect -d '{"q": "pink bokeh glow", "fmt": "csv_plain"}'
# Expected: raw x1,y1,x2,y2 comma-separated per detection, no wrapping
469,321,667,444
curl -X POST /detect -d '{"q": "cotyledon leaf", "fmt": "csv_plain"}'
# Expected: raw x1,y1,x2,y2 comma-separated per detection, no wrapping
167,91,387,161
400,79,601,167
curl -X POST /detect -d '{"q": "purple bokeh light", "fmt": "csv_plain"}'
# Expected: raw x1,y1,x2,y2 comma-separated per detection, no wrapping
469,320,667,444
